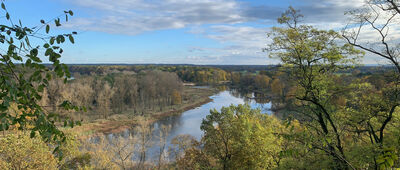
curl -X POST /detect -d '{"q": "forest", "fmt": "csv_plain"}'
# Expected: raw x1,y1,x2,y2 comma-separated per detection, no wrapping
45,70,183,119
1,0,400,170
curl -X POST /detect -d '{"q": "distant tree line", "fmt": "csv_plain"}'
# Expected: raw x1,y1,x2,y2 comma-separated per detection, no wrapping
68,65,229,85
41,70,183,120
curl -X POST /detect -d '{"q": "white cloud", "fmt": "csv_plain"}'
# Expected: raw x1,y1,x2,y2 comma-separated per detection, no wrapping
64,0,371,36
182,25,273,64
340,3,400,64
64,0,246,35
62,0,400,64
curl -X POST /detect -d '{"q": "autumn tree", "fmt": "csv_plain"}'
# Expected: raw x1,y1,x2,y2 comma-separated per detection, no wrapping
170,134,199,169
136,116,154,169
109,135,137,170
254,74,271,89
112,75,137,113
229,105,284,169
94,80,114,119
267,7,363,169
156,124,171,170
171,89,182,105
342,1,400,168
270,78,284,98
0,132,58,169
230,72,241,85
201,104,285,170
0,131,90,169
174,138,215,170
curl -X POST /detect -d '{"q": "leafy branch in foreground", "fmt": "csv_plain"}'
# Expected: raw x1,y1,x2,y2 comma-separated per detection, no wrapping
0,0,81,158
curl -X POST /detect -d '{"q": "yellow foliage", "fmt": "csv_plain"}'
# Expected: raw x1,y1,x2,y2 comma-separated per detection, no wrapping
172,89,182,105
255,75,271,89
80,136,121,169
0,132,58,170
7,103,35,130
271,78,284,96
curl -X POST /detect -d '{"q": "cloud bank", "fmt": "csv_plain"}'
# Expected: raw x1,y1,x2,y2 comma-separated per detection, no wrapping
63,0,395,64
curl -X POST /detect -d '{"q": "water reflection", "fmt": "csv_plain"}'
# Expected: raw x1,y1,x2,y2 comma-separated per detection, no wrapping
102,89,273,160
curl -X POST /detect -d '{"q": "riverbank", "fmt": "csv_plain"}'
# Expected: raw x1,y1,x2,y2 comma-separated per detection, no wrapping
68,87,216,137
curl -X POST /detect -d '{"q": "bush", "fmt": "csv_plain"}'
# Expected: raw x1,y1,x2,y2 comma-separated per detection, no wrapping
0,132,58,170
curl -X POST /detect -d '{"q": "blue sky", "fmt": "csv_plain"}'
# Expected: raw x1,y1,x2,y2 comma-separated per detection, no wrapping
3,0,384,65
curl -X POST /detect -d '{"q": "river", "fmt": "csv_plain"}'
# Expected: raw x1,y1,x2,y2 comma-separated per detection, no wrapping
102,89,272,160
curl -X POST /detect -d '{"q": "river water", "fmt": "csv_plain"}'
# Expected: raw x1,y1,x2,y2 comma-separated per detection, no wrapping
153,90,271,141
103,89,272,160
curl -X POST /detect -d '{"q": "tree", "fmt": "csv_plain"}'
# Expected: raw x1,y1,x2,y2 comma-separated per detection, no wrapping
81,135,120,169
109,135,137,170
136,116,154,168
270,78,284,97
171,89,182,105
339,79,400,169
266,7,363,169
170,134,199,169
201,106,236,170
0,131,90,169
0,132,58,169
230,72,241,85
174,139,215,170
201,104,284,170
0,1,79,155
95,80,114,119
343,0,400,73
229,105,284,169
156,124,171,170
254,74,271,89
343,1,400,168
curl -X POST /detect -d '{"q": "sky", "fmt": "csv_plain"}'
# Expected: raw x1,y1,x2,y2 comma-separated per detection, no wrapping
2,0,394,65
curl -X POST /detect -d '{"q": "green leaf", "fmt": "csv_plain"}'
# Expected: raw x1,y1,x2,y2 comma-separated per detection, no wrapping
30,130,35,138
43,78,49,85
26,59,32,66
25,37,31,47
1,3,5,10
53,146,59,154
30,48,38,57
68,35,74,44
56,36,61,44
38,84,44,92
30,56,41,62
50,37,55,45
46,24,50,33
68,10,73,16
45,48,52,56
388,159,394,167
70,120,74,128
54,18,61,27
5,13,9,20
